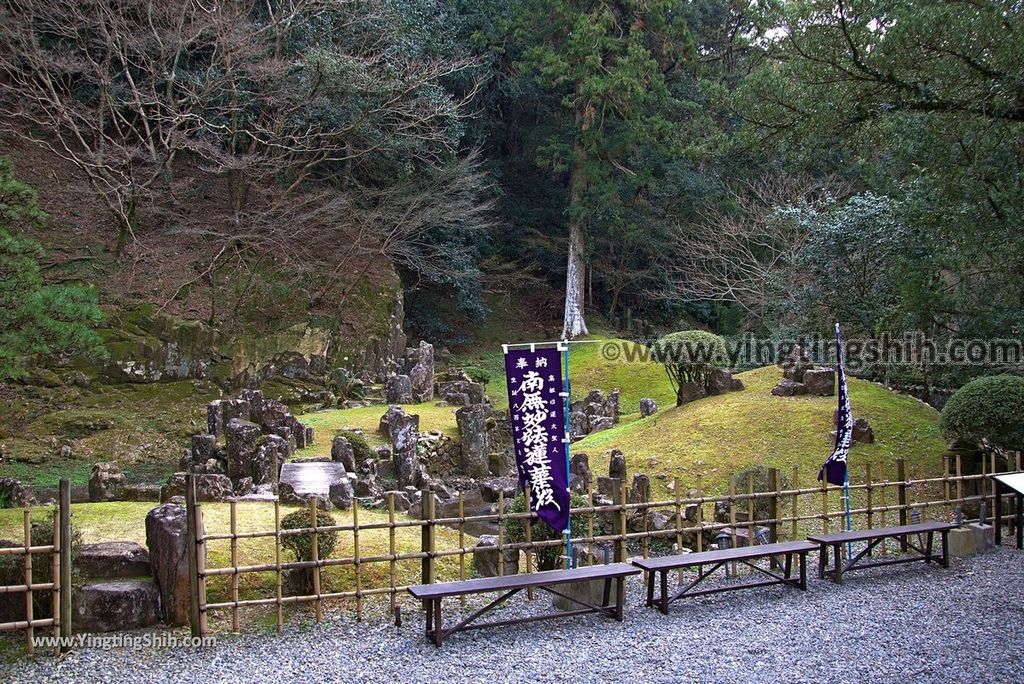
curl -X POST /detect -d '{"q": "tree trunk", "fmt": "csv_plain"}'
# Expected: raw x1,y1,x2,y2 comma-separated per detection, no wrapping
562,135,590,340
562,216,589,339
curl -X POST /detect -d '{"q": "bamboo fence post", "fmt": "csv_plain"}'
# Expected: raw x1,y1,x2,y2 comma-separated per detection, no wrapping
897,458,909,550
457,491,465,608
879,473,888,555
23,510,33,656
955,454,963,507
275,501,282,634
673,477,683,553
185,474,202,638
790,466,799,541
387,493,397,617
695,475,704,553
58,479,71,647
196,499,208,635
729,475,738,576
942,455,950,504
865,463,874,533
586,477,594,565
354,497,362,622
746,472,755,569
524,485,533,599
990,452,997,525
820,474,829,537
50,509,59,655
230,499,239,633
421,487,437,599
768,468,779,568
496,490,505,578
310,498,321,623
641,482,650,563
615,479,628,563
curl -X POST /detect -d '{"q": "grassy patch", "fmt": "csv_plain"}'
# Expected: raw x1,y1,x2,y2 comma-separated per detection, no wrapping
574,365,947,495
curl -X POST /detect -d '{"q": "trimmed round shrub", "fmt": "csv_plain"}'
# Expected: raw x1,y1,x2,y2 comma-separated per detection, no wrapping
281,508,338,562
940,375,1024,451
650,330,730,405
342,431,374,467
463,366,492,386
504,492,592,571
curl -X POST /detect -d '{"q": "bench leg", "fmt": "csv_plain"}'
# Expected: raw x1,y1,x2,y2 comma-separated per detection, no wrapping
832,544,843,584
645,569,655,608
602,578,612,608
615,577,625,622
784,552,792,580
941,531,950,568
433,598,443,647
924,531,934,564
659,570,669,615
799,552,807,591
425,599,433,640
818,544,828,580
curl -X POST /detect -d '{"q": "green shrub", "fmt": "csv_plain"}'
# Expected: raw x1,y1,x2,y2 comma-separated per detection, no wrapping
281,508,338,562
328,367,365,401
650,330,730,405
504,492,592,571
0,510,83,618
940,375,1024,451
463,366,492,386
342,431,374,467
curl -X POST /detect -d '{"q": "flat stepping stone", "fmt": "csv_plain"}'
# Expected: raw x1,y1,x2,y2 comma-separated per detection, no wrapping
79,541,151,579
280,461,347,496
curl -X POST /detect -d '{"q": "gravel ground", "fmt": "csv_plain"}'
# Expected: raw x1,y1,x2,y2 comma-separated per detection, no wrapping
5,548,1024,684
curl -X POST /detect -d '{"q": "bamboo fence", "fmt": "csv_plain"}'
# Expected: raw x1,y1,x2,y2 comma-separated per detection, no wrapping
185,453,1022,637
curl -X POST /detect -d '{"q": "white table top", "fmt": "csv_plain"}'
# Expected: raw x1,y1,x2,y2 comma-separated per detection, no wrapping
992,471,1024,495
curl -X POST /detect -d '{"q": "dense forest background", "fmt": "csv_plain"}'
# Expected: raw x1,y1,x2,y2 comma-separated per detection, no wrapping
1,0,1021,388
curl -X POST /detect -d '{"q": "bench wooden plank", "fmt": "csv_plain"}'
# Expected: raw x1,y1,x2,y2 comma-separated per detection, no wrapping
633,541,818,571
408,562,640,599
807,522,955,545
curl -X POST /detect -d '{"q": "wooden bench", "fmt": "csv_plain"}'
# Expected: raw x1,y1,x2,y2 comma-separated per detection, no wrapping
407,563,641,647
807,522,956,584
632,540,817,614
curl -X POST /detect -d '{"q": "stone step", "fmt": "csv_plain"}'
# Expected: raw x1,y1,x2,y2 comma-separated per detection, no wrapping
79,541,151,579
73,580,161,633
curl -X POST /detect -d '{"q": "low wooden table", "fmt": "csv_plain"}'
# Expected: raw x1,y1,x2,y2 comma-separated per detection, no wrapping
632,541,817,614
407,563,641,647
808,522,955,583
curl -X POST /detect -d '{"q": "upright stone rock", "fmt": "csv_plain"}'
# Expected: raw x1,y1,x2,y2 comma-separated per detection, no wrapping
782,345,814,382
456,403,493,479
222,398,252,426
707,368,733,396
145,503,196,625
385,374,413,404
378,405,411,441
190,434,217,466
0,478,35,507
406,341,435,403
473,535,519,578
629,473,651,504
331,435,357,472
89,462,125,502
609,449,627,481
390,409,423,488
569,453,592,493
329,479,354,510
225,418,262,481
639,398,658,417
206,399,224,437
803,368,836,396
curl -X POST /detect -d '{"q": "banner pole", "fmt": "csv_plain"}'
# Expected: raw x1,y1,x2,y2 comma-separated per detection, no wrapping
561,339,573,568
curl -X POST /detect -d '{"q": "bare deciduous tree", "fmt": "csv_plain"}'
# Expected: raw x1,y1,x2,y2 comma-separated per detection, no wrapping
658,174,849,329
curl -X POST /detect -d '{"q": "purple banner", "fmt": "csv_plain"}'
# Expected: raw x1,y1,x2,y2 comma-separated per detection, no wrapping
503,346,570,533
819,323,852,487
